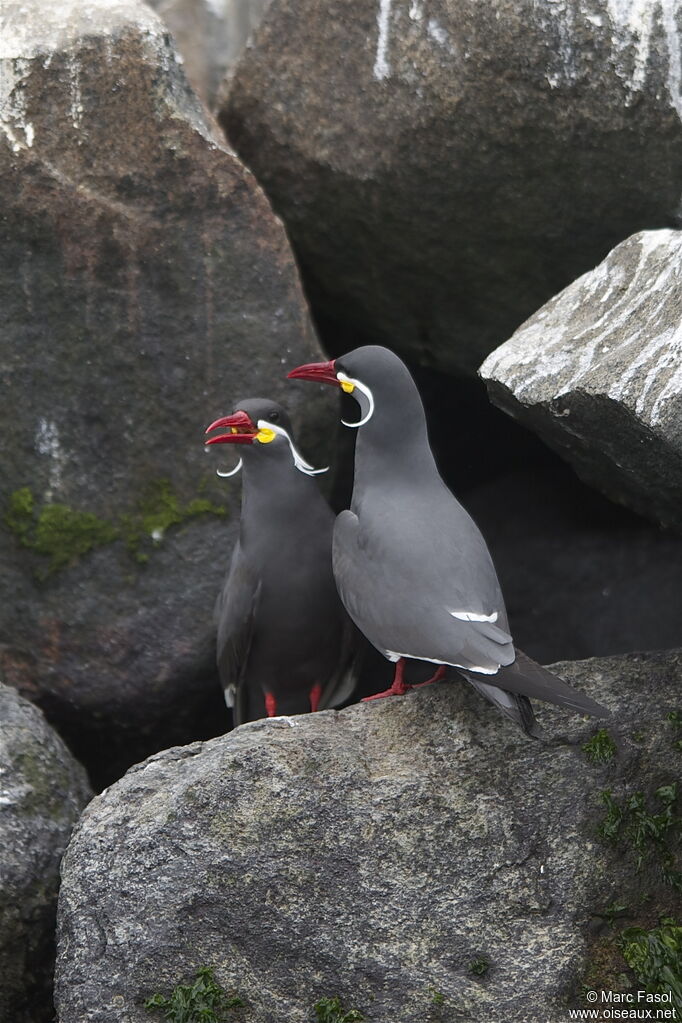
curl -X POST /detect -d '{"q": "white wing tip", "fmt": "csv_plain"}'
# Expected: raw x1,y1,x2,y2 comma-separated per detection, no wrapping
450,610,499,623
384,649,500,675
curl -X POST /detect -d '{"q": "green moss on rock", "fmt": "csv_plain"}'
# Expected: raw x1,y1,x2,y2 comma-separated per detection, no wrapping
4,488,118,576
4,481,227,575
33,504,119,574
4,486,35,542
120,479,227,563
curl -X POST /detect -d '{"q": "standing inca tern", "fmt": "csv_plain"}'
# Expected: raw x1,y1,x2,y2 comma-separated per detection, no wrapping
205,398,360,724
287,347,609,727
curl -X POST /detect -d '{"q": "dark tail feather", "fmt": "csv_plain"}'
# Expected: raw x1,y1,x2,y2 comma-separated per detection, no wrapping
463,674,543,738
471,649,610,718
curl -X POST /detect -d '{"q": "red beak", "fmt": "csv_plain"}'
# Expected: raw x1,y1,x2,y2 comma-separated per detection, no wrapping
287,359,339,386
204,410,256,445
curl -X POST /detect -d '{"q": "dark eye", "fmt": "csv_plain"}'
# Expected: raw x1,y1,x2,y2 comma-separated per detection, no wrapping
269,410,279,422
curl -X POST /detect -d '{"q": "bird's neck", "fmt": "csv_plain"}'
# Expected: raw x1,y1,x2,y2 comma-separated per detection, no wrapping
239,457,329,541
351,410,440,504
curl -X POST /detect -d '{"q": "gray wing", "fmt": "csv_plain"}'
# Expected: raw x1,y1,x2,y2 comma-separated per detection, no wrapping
334,506,610,718
333,507,514,673
214,540,261,725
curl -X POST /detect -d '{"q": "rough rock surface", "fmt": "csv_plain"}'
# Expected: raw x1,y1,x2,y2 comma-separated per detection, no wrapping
0,680,91,1023
480,230,682,531
55,649,681,1023
0,0,327,787
221,0,682,373
148,0,271,105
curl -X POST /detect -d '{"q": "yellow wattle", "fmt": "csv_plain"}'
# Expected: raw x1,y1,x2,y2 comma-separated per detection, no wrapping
340,380,355,394
256,428,276,444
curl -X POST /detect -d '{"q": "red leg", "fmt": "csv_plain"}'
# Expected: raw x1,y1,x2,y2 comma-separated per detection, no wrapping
265,692,277,717
362,658,412,701
309,683,323,712
413,666,446,688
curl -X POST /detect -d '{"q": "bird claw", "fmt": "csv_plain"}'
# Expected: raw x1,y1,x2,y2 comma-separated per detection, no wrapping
362,665,446,701
362,681,412,701
412,666,447,688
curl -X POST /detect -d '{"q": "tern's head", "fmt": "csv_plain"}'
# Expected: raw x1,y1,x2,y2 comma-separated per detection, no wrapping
287,345,420,430
204,398,327,477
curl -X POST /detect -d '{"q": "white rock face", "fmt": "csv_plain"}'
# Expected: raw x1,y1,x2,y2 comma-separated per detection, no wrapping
480,230,682,529
0,0,162,58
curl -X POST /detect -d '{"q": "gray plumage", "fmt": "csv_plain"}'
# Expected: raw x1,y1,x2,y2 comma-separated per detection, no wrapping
209,399,359,725
321,347,608,726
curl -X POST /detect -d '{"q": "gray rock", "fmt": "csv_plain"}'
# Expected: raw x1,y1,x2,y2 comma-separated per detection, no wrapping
0,0,328,787
221,0,682,374
0,680,91,1023
480,230,682,531
148,0,271,106
55,648,681,1022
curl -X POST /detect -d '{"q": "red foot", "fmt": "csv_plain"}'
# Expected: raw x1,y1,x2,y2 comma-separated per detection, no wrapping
362,658,412,702
265,692,277,717
309,683,323,712
413,666,446,688
362,661,447,702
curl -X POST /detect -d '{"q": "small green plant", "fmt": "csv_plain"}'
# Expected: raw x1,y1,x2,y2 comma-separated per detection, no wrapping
428,987,445,1005
599,790,625,842
583,729,617,765
144,967,244,1022
597,785,681,889
621,918,682,1015
313,996,365,1022
595,901,628,927
470,956,490,977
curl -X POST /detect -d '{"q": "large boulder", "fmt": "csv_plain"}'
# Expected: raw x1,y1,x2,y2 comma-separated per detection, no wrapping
0,680,91,1023
220,0,682,373
480,230,682,531
0,0,328,787
55,649,681,1023
147,0,271,106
